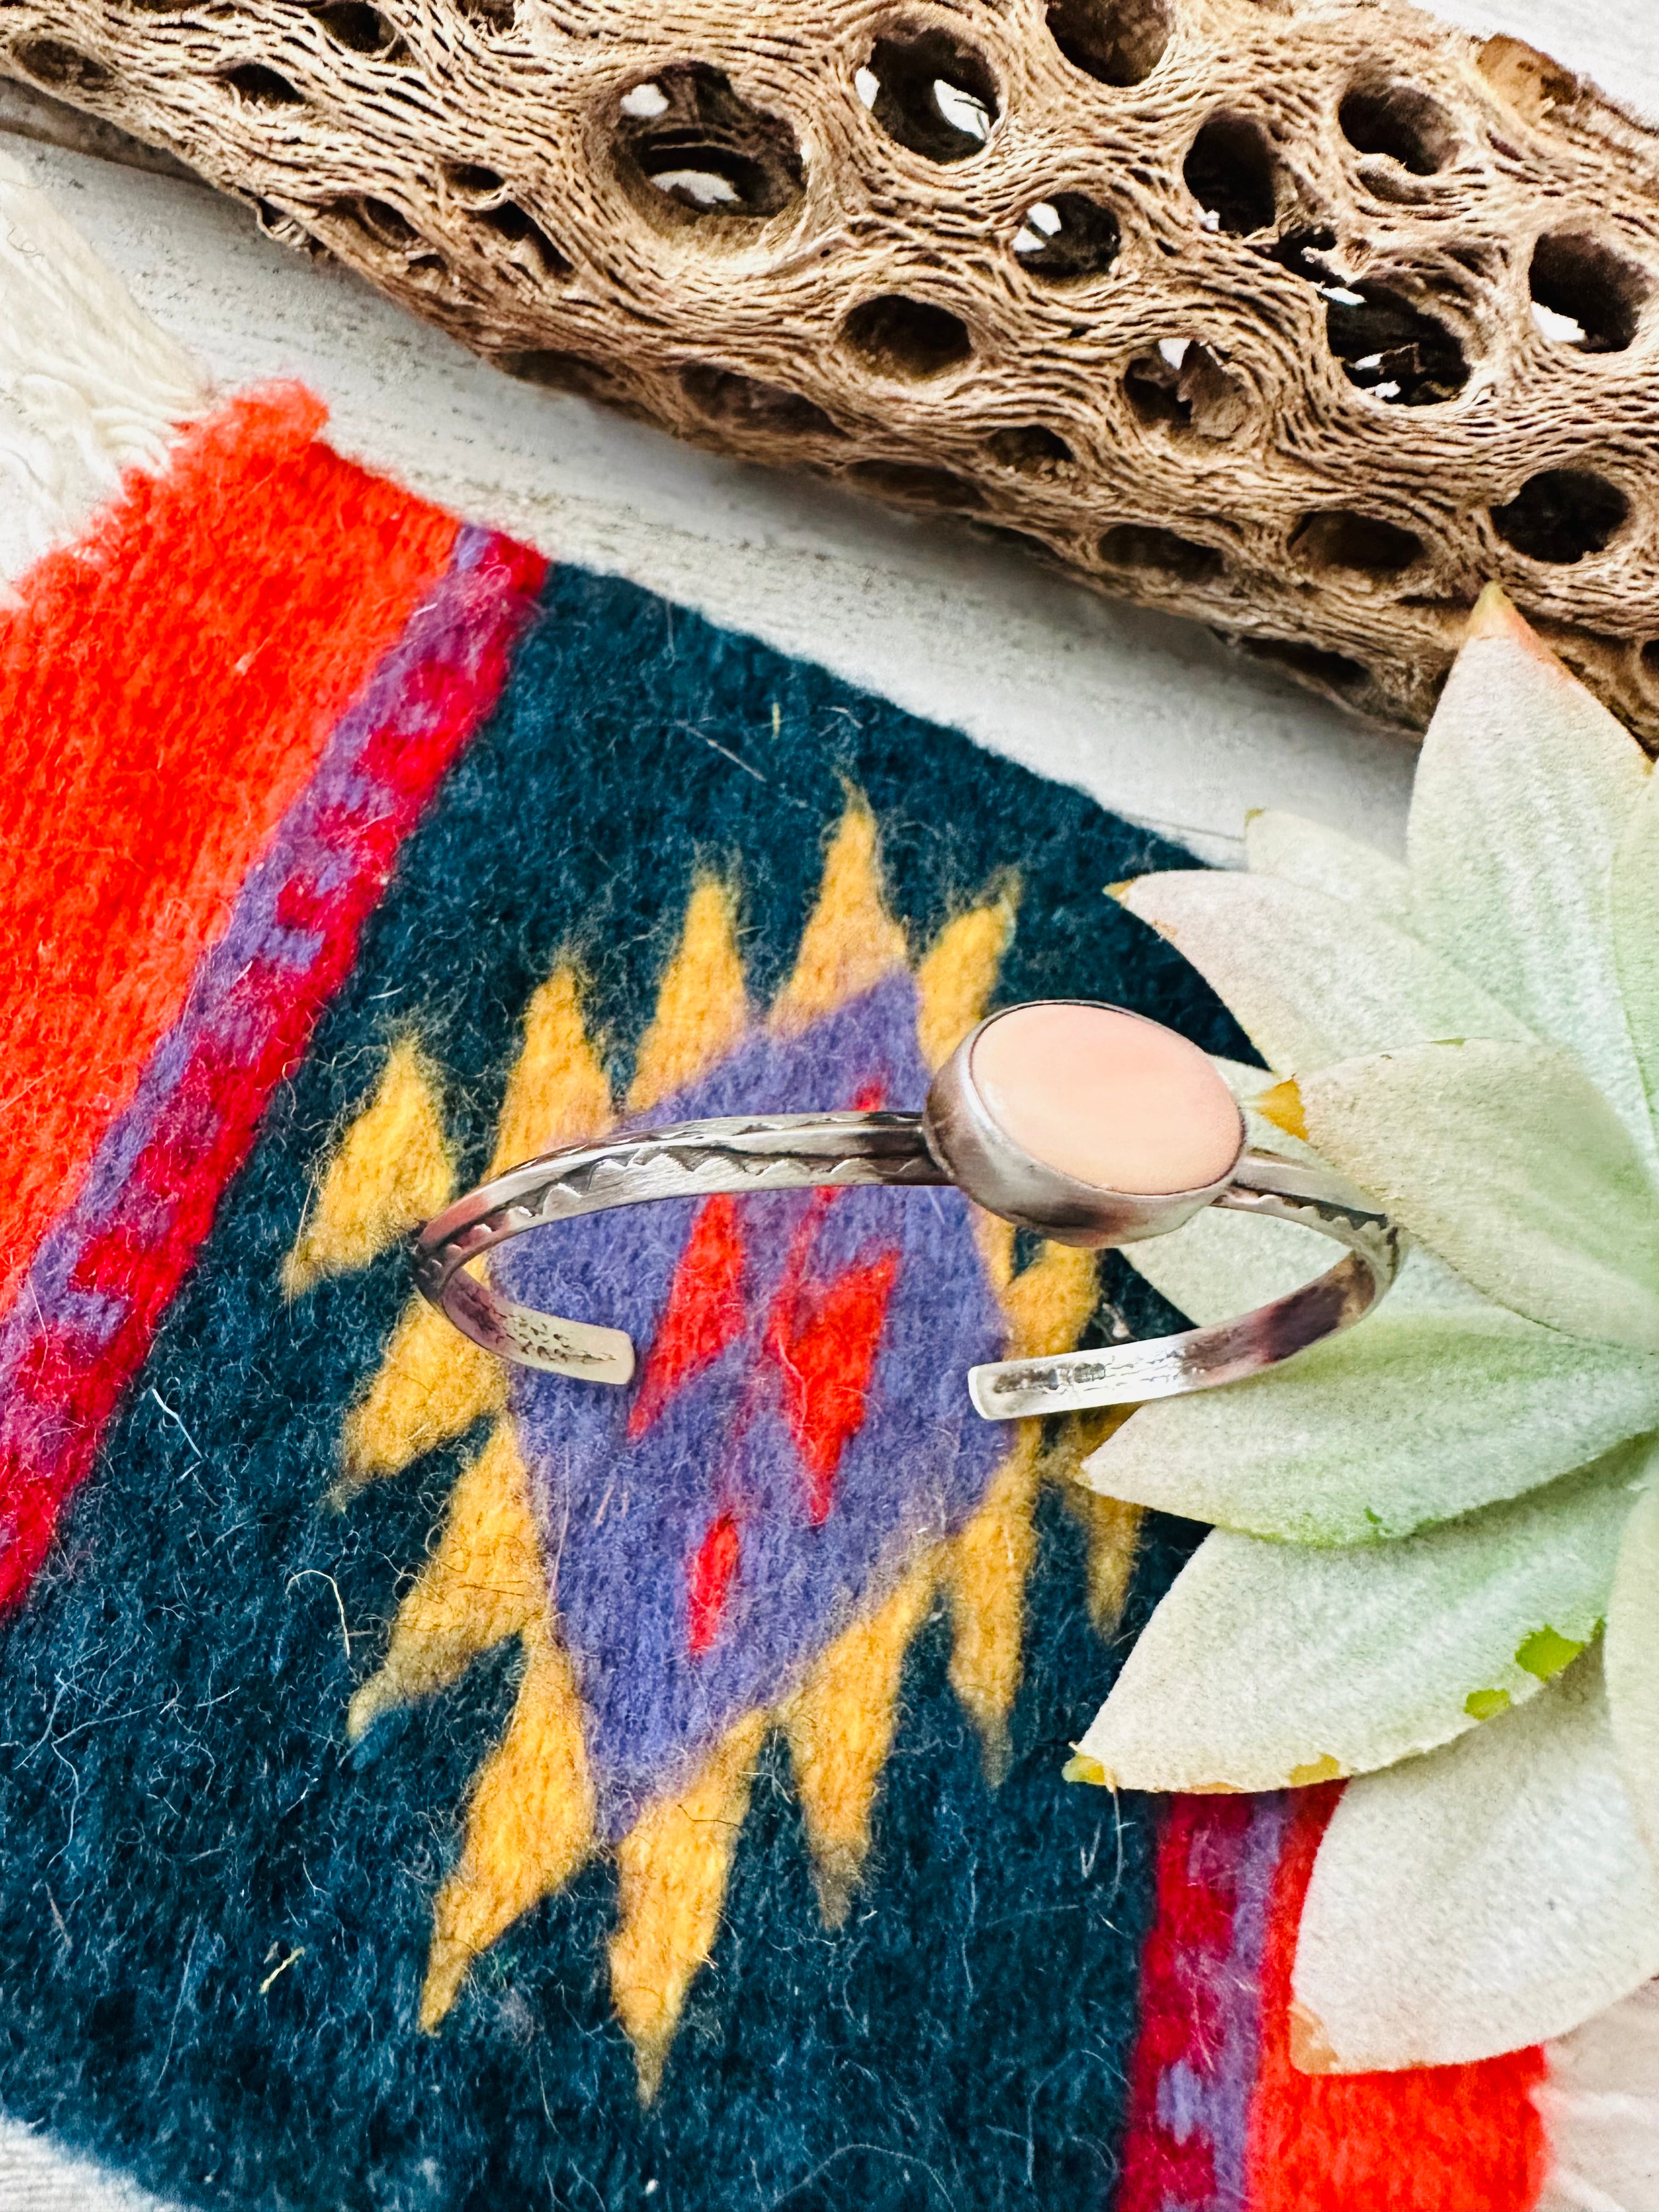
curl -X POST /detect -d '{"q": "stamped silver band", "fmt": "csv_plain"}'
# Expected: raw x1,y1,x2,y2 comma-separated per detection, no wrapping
965,1149,1400,1418
413,1111,943,1390
413,1111,1401,1422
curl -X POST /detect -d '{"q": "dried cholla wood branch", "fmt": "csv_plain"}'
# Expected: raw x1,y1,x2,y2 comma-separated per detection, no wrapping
7,0,1659,739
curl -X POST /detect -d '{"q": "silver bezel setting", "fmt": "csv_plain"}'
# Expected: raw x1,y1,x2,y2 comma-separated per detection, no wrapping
921,1001,1247,1249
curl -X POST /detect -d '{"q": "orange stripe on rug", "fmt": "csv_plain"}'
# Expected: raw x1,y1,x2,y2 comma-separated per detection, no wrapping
0,383,459,1313
1245,1784,1548,2212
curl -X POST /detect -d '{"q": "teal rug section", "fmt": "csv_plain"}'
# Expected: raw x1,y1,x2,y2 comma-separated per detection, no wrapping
0,567,1234,2211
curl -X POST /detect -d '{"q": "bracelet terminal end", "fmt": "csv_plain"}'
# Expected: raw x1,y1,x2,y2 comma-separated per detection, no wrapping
444,1262,637,1384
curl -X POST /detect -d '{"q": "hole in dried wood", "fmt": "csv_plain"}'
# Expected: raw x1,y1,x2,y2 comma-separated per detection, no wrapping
313,2,402,54
329,194,422,249
498,349,625,399
988,424,1075,471
614,65,803,222
1243,638,1370,694
1291,509,1424,575
1490,469,1628,563
1124,354,1184,425
1123,338,1250,438
223,61,306,106
847,461,985,509
1325,281,1468,404
10,38,110,91
254,200,319,252
682,365,844,438
453,0,515,30
1184,112,1277,234
1641,640,1659,685
1012,193,1120,280
1099,523,1224,583
1529,231,1647,353
477,201,571,276
445,162,506,203
861,26,998,162
1339,76,1457,174
1261,225,1339,283
1045,0,1171,87
843,295,973,381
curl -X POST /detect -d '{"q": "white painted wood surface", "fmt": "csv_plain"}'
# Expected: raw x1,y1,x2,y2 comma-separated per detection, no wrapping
4,0,1659,2199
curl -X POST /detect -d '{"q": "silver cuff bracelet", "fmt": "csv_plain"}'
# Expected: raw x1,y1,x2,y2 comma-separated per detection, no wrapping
415,1001,1401,1422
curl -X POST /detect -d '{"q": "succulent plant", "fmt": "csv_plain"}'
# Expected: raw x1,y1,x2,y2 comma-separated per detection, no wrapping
1072,586,1659,2073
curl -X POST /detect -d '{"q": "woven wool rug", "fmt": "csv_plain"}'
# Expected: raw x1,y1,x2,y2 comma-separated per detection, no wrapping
0,155,1650,2212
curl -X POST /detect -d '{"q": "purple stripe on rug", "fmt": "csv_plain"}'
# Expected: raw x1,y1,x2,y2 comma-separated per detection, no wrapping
0,524,546,1613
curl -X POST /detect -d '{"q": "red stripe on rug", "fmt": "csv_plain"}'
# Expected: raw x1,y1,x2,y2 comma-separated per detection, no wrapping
1118,1797,1238,2211
0,385,460,1316
1244,1784,1548,2212
1118,1793,1291,2212
0,507,546,1613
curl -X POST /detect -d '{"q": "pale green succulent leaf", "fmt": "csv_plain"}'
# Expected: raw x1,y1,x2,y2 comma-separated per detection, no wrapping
1079,1306,1659,1544
1299,1039,1659,1350
1407,596,1654,1158
1605,1479,1659,1880
1359,1240,1507,1317
1245,808,1414,929
1120,1202,1332,1330
1126,1050,1494,1330
1073,1447,1640,1793
1116,871,1531,1075
1120,1210,1499,1337
1293,1647,1659,2070
1612,772,1659,1138
1120,1055,1346,1325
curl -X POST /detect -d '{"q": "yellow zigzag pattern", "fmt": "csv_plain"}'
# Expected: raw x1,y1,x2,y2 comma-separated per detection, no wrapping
285,799,1139,2097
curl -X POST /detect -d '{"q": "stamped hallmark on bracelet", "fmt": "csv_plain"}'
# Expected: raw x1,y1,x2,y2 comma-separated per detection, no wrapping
414,1000,1402,1421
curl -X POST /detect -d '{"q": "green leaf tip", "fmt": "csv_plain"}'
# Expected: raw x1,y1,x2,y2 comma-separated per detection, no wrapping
1465,582,1582,685
1514,1624,1586,1680
1467,579,1521,637
1464,1686,1512,1721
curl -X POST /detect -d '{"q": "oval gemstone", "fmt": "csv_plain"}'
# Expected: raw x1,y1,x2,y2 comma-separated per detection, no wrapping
969,1001,1243,1197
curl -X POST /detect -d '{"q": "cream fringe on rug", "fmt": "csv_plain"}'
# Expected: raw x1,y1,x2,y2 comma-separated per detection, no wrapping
0,148,207,591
